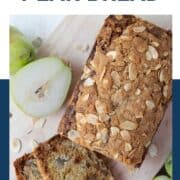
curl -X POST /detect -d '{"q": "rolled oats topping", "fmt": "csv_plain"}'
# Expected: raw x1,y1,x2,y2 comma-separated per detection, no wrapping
86,114,98,125
146,45,159,60
133,26,146,33
60,15,172,168
146,100,155,110
128,63,138,80
124,83,132,92
152,41,160,47
124,143,132,152
135,88,141,95
106,51,117,60
120,130,131,141
96,128,108,143
120,121,138,130
83,77,95,86
111,71,121,87
95,100,107,114
81,94,89,102
76,113,86,124
110,127,120,136
99,114,110,122
67,130,80,141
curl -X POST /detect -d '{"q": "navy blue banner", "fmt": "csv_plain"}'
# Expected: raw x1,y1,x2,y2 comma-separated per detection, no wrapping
0,80,9,179
173,80,180,180
0,80,179,179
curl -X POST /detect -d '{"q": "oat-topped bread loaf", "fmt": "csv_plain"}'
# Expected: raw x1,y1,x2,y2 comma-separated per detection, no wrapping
14,153,43,180
59,15,172,168
33,135,114,180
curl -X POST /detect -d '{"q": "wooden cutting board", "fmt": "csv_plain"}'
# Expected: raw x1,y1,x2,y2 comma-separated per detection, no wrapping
10,15,172,180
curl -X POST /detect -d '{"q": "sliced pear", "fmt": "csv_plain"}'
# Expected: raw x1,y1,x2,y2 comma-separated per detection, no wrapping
11,57,71,118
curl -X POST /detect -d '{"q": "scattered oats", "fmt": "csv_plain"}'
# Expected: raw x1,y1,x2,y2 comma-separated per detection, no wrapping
148,144,158,158
11,138,22,153
84,77,95,87
120,121,138,130
34,118,47,129
135,88,141,96
30,139,39,150
26,129,33,135
76,113,86,124
125,143,132,152
120,130,131,141
110,127,120,136
82,94,89,102
124,83,132,92
86,114,98,125
146,100,155,110
133,26,146,33
152,41,159,47
106,51,117,60
68,130,80,141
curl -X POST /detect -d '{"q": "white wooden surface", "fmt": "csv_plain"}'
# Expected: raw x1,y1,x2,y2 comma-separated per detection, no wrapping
10,15,172,180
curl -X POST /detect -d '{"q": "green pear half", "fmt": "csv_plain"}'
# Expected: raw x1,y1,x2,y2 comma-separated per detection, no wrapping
11,57,72,118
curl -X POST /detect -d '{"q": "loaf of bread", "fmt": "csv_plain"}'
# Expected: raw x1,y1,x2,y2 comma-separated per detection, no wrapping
33,135,114,180
59,15,172,168
14,153,43,180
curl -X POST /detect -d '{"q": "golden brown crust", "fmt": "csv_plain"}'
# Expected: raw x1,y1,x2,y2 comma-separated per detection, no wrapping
33,135,114,180
58,15,172,168
59,15,138,135
14,153,42,180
